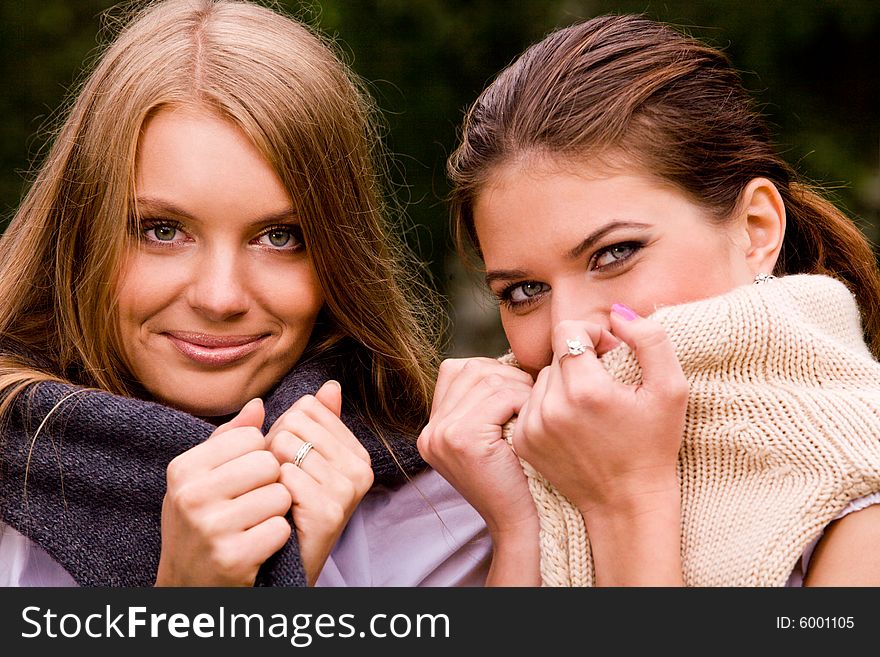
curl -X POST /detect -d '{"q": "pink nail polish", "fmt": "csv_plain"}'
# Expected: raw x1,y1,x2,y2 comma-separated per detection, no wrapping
611,303,638,321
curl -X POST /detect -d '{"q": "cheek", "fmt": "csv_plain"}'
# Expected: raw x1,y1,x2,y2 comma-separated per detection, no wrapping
115,254,180,323
501,312,552,376
617,238,743,316
259,264,324,331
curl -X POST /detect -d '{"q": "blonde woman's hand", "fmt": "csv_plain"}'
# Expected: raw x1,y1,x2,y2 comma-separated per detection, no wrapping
156,398,292,586
512,306,688,585
418,357,537,541
266,380,373,586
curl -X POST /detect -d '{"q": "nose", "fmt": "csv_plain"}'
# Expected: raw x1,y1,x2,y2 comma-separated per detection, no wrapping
549,281,609,333
186,247,250,321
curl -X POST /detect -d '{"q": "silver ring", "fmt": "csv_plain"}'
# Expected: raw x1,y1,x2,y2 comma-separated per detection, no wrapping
292,441,314,468
565,338,590,356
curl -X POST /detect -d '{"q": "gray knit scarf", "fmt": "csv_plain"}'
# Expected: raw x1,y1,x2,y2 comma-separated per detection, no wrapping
0,352,426,586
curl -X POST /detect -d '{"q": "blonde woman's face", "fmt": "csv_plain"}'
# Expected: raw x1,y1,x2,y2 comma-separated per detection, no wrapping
474,156,755,377
117,106,324,417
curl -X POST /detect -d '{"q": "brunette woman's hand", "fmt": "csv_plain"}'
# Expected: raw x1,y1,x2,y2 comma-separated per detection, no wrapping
156,399,292,586
418,357,540,584
266,381,373,586
512,305,689,585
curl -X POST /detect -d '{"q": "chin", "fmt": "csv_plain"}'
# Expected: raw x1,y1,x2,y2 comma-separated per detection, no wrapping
155,391,248,420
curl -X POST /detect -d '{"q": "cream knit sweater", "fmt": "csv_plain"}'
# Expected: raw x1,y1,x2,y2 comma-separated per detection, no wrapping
501,274,880,586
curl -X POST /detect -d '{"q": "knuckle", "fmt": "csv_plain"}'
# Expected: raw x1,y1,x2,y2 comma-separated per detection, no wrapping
416,429,431,455
278,409,306,431
482,373,507,390
268,481,293,507
635,321,669,348
165,456,188,486
322,499,346,526
210,542,243,575
354,442,371,463
266,515,292,541
230,426,266,451
666,377,690,402
252,449,282,478
353,462,374,492
538,400,564,429
438,358,464,376
294,395,318,412
461,358,490,375
564,381,594,406
169,482,207,512
438,423,469,451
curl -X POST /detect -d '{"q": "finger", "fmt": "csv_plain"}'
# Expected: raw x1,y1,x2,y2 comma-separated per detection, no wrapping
272,428,363,489
552,321,611,389
279,459,370,518
609,303,685,391
444,378,533,429
239,515,292,564
430,358,470,414
314,380,342,418
434,358,533,417
166,426,266,483
279,460,325,504
512,365,549,455
552,320,599,363
224,482,292,530
206,448,283,499
272,398,366,459
211,398,265,438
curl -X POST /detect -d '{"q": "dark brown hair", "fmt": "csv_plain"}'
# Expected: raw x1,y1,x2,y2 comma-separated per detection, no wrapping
448,14,880,356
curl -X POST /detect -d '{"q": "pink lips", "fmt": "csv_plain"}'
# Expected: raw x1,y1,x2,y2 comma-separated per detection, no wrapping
164,331,268,367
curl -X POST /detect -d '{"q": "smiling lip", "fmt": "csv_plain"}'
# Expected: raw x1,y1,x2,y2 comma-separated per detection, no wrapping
164,331,269,367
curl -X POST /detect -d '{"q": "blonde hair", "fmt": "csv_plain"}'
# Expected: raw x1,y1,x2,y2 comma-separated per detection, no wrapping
0,0,440,437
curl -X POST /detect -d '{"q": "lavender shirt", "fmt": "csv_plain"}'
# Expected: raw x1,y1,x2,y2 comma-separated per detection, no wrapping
4,475,876,587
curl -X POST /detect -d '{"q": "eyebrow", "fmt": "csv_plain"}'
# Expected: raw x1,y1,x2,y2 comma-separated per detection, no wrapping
134,197,298,225
484,220,652,286
567,221,652,260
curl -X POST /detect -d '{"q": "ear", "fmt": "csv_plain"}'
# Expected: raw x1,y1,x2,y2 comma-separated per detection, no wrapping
735,177,786,275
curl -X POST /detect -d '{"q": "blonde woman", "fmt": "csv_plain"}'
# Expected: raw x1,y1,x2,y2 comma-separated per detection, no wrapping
419,14,880,586
0,0,489,587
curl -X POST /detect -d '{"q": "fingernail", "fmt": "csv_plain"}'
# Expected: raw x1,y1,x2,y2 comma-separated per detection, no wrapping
611,303,638,321
326,379,341,390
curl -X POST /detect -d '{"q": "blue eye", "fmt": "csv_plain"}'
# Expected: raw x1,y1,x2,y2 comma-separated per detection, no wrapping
509,281,549,303
593,242,640,269
496,280,550,310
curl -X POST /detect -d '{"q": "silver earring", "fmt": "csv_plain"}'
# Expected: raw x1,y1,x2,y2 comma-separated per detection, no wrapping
754,273,776,285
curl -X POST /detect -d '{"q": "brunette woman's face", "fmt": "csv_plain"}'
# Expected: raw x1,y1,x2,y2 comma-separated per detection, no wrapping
473,156,755,377
117,105,324,417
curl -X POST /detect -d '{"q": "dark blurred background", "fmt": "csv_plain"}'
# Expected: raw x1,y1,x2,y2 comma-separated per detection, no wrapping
2,1,878,356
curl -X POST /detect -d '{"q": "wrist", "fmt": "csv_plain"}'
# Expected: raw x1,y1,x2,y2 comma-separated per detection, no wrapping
487,519,541,586
580,486,684,587
485,506,540,544
575,468,680,519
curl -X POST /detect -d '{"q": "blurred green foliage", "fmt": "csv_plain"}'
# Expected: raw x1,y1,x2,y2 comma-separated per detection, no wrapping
2,0,878,325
